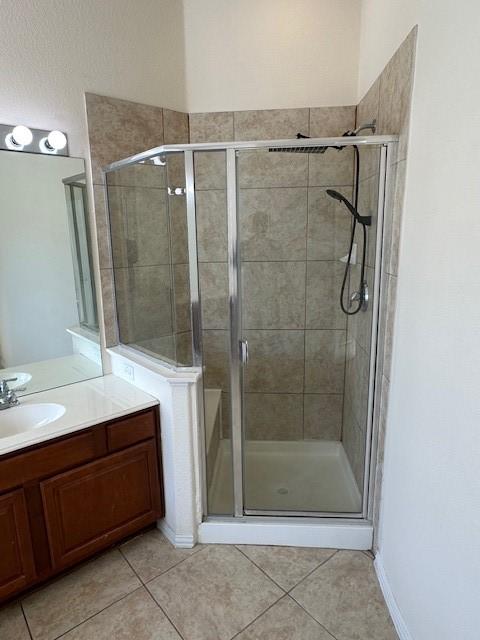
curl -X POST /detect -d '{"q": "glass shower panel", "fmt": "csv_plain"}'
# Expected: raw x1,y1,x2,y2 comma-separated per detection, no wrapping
106,154,192,366
193,149,234,515
236,145,381,514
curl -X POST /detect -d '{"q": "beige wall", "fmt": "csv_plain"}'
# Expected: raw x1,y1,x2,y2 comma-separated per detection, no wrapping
0,0,186,157
358,2,480,639
183,0,361,113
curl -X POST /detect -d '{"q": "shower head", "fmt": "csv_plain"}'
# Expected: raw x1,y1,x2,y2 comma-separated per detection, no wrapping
326,189,372,226
268,132,344,154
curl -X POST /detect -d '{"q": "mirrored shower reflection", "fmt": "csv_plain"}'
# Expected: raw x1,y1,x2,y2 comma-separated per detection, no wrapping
106,153,193,367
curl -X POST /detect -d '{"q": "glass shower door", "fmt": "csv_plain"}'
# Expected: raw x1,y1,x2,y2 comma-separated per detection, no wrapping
235,144,383,515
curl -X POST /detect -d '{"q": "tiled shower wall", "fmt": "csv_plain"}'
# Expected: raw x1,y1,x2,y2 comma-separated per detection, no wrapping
189,107,357,441
85,94,191,362
345,28,417,503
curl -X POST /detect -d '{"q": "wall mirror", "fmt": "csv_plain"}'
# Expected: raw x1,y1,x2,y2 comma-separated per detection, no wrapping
0,150,103,396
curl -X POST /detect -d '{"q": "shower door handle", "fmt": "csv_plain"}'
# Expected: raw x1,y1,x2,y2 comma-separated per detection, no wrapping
239,339,249,365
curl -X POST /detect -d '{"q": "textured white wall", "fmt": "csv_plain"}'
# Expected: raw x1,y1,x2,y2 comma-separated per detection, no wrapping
183,0,361,113
0,0,186,157
358,2,480,638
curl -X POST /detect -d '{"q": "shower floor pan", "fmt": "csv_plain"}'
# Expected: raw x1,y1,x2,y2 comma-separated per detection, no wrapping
208,439,362,515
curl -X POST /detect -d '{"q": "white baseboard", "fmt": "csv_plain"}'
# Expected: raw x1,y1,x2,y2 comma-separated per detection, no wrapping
158,520,196,549
374,554,413,640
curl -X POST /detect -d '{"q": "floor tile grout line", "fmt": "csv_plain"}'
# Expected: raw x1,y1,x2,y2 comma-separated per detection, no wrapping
53,584,145,640
20,601,34,640
143,582,187,640
287,549,340,595
142,543,211,586
233,546,287,594
287,594,340,640
228,592,287,640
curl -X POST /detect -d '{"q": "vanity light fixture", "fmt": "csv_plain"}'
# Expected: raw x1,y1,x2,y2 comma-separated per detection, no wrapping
1,123,69,156
4,125,33,150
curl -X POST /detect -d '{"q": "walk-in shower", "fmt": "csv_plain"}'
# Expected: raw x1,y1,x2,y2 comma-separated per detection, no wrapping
103,134,396,528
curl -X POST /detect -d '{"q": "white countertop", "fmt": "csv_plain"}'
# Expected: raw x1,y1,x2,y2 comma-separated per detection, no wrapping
0,374,158,456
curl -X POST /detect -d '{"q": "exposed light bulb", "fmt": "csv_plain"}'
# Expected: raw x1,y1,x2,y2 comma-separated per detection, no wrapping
47,130,67,151
5,125,33,150
12,125,33,146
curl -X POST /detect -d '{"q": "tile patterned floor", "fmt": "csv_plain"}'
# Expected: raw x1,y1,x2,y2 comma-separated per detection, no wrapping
0,529,398,640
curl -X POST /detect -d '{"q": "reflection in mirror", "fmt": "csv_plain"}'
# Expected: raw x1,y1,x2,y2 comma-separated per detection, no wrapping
0,151,102,396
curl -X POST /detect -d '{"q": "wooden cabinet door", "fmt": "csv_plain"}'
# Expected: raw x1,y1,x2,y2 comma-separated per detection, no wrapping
0,489,36,599
41,441,162,570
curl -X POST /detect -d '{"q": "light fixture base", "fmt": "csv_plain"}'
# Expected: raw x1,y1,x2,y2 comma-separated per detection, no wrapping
0,123,69,156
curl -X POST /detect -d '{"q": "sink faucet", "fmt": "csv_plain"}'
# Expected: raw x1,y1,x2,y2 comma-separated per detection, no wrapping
0,378,19,410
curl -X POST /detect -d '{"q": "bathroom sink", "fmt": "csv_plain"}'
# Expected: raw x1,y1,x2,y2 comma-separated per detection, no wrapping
0,403,66,438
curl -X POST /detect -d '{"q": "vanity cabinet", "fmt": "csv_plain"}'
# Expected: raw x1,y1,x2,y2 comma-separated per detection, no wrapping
0,406,163,602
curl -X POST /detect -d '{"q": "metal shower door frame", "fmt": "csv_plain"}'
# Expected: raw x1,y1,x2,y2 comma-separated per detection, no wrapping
222,142,392,520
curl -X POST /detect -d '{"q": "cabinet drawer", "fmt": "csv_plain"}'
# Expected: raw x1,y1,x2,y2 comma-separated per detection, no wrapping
106,409,157,452
0,489,36,599
41,441,161,570
0,427,106,494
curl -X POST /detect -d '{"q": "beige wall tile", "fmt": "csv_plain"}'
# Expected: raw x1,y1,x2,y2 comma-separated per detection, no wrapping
166,152,186,187
309,106,356,137
304,394,343,440
377,27,417,162
245,393,303,440
342,395,366,490
356,78,380,133
244,330,304,393
189,111,234,142
85,93,164,184
196,189,228,262
306,261,346,330
234,108,309,141
345,266,374,354
99,267,118,347
384,160,406,276
115,265,173,343
304,330,346,393
237,150,308,188
344,340,370,430
194,150,227,189
239,187,308,260
242,262,306,330
308,146,355,187
307,187,352,261
173,263,191,333
109,186,170,268
175,330,193,366
377,273,397,381
169,195,188,265
106,163,166,189
202,329,230,392
199,262,229,329
163,109,189,144
92,184,112,270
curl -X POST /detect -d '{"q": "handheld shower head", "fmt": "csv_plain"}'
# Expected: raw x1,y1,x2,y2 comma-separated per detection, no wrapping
326,189,372,226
